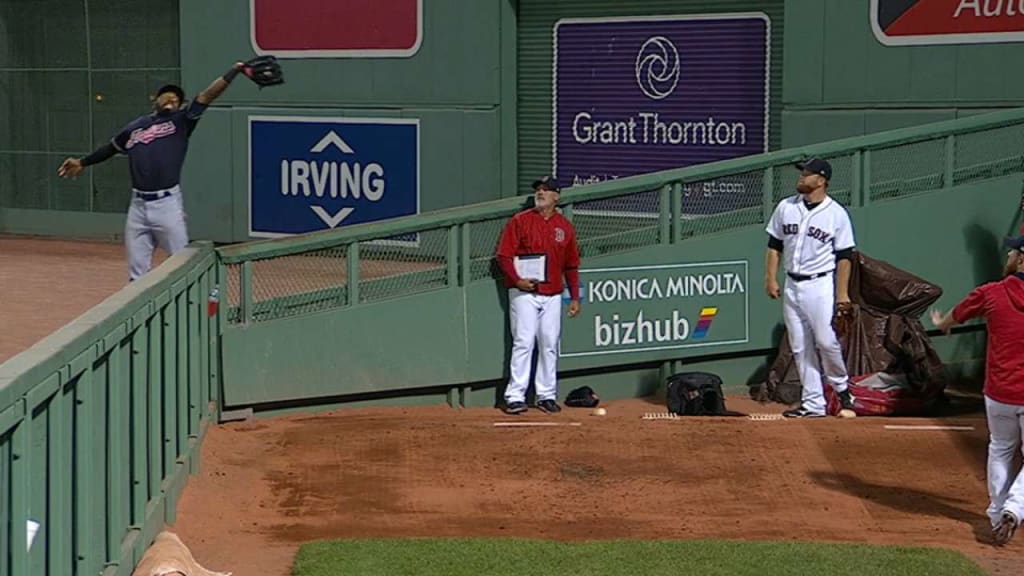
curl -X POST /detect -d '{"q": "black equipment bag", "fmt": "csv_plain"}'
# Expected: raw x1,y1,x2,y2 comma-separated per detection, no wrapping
666,372,726,416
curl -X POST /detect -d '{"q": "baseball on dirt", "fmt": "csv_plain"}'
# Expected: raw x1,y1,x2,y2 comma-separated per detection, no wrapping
839,409,857,419
592,407,607,416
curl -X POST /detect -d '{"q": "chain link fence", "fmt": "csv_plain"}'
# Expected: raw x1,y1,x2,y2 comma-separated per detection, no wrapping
870,139,945,201
953,123,1024,186
573,187,663,258
357,228,450,303
683,169,766,238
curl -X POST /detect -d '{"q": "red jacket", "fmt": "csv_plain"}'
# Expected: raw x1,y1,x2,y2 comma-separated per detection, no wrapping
953,273,1024,406
496,209,581,299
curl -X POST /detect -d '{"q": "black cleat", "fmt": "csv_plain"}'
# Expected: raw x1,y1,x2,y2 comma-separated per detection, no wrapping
993,511,1019,546
536,399,562,414
783,407,826,419
837,388,857,411
504,401,527,415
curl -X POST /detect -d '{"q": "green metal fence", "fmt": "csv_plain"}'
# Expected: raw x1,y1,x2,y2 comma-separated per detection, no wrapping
217,107,1024,324
0,243,220,576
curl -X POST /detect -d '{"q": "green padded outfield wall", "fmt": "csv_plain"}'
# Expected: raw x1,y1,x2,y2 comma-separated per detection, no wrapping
783,0,1024,147
0,0,181,237
219,174,1023,411
178,0,516,244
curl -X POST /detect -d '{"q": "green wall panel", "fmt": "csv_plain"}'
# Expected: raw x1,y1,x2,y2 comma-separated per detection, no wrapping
179,0,501,108
786,0,1024,107
221,289,469,407
0,0,87,69
0,71,90,152
783,0,1024,147
516,0,786,196
180,110,235,244
220,175,1023,410
88,0,179,69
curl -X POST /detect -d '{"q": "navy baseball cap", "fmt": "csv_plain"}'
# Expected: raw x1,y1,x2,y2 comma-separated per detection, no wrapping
1005,236,1024,251
796,158,832,181
532,175,561,192
155,84,185,102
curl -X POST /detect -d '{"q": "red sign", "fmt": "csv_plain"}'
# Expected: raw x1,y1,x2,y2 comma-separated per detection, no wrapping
251,0,422,58
872,0,1024,45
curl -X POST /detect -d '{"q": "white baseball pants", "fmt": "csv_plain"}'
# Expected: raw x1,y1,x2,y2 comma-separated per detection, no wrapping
505,289,562,404
985,396,1024,528
125,188,188,282
782,274,850,414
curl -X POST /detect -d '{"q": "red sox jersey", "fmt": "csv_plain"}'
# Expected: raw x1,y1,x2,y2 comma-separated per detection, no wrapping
766,195,855,276
496,209,581,299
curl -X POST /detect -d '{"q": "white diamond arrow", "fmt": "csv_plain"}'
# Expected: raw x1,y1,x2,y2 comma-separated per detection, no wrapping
310,130,355,154
310,206,355,228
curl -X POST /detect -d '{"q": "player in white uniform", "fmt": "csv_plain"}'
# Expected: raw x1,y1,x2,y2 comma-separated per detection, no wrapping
764,158,857,418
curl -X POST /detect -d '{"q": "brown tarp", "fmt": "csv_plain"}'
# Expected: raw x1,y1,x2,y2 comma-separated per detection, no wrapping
751,251,947,412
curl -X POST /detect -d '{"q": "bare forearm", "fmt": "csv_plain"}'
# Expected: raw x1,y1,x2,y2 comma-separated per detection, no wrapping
196,77,230,105
765,249,779,283
196,63,242,105
836,258,852,300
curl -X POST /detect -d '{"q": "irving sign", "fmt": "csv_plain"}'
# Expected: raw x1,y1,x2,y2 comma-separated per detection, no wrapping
558,261,750,358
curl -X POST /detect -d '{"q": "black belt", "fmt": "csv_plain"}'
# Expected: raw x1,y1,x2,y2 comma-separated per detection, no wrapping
787,271,831,282
135,190,173,202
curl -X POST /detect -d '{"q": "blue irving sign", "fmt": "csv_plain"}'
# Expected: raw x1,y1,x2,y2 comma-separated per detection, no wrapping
248,116,420,238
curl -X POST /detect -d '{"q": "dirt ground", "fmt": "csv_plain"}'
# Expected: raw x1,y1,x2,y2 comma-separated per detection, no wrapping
0,235,164,363
170,395,1020,576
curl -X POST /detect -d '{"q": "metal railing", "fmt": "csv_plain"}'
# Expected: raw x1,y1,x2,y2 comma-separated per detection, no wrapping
0,243,220,576
217,109,1024,324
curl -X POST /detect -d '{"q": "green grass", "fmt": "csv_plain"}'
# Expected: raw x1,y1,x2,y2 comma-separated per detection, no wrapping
292,538,987,576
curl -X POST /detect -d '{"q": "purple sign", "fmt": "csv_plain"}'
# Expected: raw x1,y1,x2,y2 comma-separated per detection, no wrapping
553,14,770,212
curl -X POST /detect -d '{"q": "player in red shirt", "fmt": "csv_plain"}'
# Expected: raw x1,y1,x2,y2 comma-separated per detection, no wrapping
496,176,581,415
930,235,1024,546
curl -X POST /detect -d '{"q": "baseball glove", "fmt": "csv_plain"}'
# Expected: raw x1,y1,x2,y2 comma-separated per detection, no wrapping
564,386,600,408
242,55,284,88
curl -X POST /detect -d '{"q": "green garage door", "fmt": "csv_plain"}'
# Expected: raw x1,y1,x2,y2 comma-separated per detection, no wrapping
516,0,784,194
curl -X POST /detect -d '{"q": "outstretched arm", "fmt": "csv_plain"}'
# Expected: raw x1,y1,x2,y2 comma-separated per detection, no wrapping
57,141,119,178
930,286,986,335
195,62,244,105
929,308,959,334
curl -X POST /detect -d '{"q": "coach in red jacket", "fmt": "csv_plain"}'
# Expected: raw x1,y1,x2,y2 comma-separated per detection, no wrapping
496,176,581,415
931,235,1024,547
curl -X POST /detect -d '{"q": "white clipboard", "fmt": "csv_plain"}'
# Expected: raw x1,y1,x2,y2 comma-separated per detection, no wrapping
514,254,547,283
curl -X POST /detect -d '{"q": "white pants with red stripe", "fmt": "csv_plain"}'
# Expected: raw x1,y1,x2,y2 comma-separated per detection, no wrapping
782,273,850,414
505,288,562,404
985,396,1024,528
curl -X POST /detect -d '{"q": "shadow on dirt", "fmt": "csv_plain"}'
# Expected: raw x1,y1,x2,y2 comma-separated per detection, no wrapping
810,471,994,545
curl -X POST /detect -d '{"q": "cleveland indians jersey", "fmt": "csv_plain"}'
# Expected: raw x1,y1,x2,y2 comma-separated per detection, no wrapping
766,195,855,276
111,100,208,192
